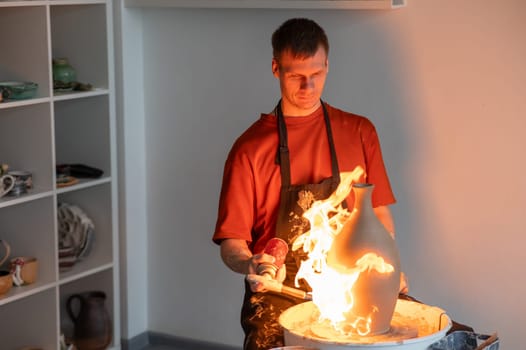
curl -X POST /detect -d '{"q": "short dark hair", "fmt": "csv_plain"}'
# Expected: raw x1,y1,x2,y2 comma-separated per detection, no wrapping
272,18,329,61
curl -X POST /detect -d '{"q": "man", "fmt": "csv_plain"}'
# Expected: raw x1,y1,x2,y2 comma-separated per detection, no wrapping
213,18,401,350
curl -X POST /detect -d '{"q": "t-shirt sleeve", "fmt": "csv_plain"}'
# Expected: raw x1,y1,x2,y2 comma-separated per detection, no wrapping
212,143,255,245
360,118,396,207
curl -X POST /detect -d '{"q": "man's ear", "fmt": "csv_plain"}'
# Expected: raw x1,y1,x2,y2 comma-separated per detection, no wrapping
326,59,329,73
272,58,279,78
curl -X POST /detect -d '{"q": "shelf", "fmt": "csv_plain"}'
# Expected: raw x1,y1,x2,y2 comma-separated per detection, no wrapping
54,95,112,175
0,289,58,349
52,88,110,102
56,176,112,193
0,280,56,306
0,1,119,348
59,262,113,285
0,1,48,8
124,0,406,9
0,97,51,109
0,0,106,7
59,269,116,348
0,104,55,193
0,189,54,209
51,0,107,5
50,4,109,89
0,6,50,97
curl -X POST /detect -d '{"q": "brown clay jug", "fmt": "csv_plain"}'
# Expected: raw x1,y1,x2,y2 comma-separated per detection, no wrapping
67,291,112,350
326,183,401,335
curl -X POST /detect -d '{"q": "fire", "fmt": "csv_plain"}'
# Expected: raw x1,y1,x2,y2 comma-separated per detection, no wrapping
291,166,395,336
355,253,395,274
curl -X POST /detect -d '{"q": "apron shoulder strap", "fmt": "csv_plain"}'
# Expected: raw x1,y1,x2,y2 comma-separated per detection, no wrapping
276,100,341,188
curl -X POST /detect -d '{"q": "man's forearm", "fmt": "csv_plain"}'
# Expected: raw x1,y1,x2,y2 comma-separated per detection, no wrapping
220,239,253,275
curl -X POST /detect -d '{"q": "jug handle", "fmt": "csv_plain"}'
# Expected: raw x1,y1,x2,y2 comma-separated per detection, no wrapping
66,294,84,323
0,239,10,267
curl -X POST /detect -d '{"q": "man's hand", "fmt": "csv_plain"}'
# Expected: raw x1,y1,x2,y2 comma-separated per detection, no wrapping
246,263,286,292
247,252,278,275
220,238,282,274
220,239,287,293
220,239,275,275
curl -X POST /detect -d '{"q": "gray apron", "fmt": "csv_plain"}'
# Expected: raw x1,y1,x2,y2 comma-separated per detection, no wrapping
241,100,344,350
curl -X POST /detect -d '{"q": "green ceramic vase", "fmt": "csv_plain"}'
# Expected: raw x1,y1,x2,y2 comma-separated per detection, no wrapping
53,58,77,90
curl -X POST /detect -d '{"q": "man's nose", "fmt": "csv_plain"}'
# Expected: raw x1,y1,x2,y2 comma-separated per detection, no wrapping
300,77,314,90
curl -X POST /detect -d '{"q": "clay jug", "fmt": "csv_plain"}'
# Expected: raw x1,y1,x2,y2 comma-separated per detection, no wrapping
67,291,112,350
326,183,401,334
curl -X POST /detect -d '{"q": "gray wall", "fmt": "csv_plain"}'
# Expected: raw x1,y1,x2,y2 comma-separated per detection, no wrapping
118,0,526,348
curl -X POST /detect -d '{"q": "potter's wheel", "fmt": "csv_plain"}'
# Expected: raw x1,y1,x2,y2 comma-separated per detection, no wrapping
279,299,451,350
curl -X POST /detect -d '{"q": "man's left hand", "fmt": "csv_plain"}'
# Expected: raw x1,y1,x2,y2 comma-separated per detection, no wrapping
246,263,286,293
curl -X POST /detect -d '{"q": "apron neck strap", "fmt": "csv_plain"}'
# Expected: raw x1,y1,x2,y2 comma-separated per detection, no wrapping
276,100,341,188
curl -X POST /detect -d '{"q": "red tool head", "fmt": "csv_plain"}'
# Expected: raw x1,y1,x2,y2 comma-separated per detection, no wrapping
264,238,288,267
257,238,289,278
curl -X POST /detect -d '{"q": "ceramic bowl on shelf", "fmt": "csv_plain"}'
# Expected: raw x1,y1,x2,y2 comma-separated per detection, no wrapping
0,81,38,100
57,202,95,271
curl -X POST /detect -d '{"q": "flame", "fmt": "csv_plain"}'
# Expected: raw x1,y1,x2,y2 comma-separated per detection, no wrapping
292,166,394,336
355,253,395,274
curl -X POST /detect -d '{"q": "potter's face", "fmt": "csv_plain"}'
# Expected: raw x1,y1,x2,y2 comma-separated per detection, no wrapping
272,46,329,116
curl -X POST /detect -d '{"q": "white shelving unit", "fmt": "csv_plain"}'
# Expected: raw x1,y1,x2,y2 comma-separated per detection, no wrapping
0,1,120,349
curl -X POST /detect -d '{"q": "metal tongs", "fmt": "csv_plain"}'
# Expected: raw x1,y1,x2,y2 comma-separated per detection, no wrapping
263,278,313,301
246,272,312,300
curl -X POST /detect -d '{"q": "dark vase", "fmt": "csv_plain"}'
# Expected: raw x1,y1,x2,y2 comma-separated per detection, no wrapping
67,291,112,350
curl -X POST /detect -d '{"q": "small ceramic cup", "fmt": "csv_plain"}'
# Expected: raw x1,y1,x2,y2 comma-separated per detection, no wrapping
10,256,38,286
0,270,13,295
7,170,32,196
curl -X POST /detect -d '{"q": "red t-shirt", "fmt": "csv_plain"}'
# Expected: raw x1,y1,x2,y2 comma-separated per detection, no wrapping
213,103,395,254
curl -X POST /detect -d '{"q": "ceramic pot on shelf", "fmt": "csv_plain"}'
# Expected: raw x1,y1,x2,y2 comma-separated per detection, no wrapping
53,58,77,91
326,183,401,335
67,291,112,350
